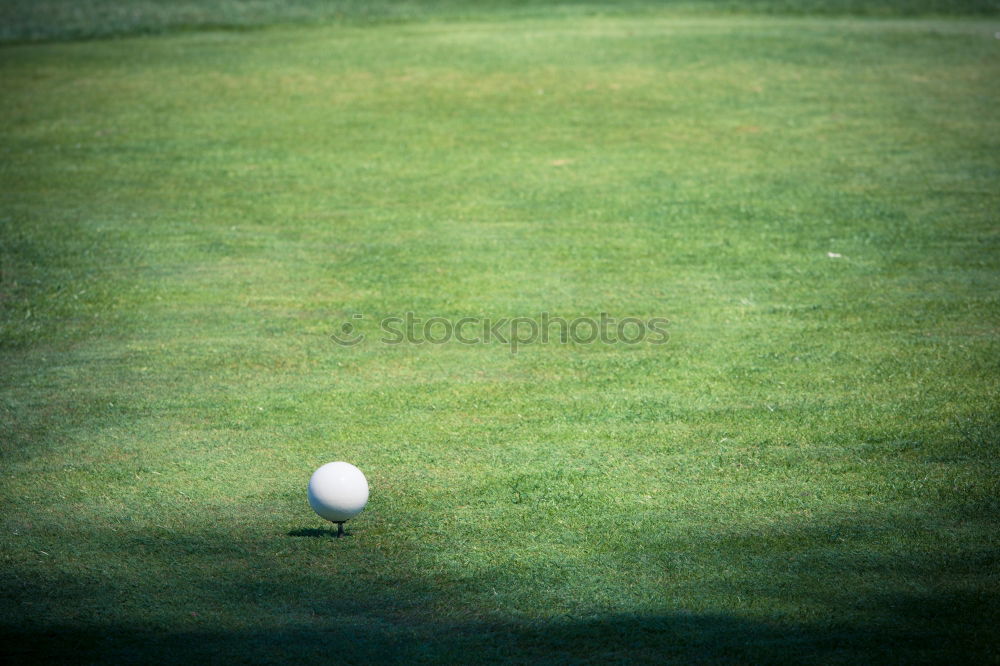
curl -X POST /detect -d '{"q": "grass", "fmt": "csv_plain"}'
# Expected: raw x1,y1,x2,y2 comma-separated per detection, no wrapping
2,0,1000,42
2,2,999,663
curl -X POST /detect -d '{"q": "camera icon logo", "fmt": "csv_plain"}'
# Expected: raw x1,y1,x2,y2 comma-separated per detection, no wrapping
331,314,365,346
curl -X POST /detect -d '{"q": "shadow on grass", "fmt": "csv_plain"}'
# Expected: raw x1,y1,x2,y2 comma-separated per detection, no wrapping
286,527,343,538
2,511,997,664
0,611,942,664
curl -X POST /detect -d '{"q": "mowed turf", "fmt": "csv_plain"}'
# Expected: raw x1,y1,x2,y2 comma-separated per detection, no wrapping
1,8,999,664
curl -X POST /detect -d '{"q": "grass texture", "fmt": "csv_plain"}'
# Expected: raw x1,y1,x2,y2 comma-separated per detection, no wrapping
2,0,1000,43
2,4,999,663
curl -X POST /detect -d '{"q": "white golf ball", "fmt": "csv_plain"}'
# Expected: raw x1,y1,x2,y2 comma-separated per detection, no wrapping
308,461,369,522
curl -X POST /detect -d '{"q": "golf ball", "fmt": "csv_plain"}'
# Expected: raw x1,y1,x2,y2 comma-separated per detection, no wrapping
308,461,369,522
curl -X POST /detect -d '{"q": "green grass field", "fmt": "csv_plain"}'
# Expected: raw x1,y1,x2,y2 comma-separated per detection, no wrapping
2,1,999,663
4,0,1000,42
